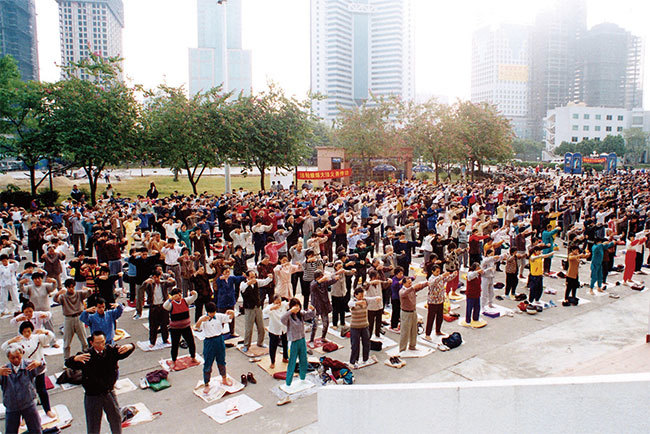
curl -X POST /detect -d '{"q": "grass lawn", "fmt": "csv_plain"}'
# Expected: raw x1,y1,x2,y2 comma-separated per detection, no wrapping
1,174,268,200
86,175,268,199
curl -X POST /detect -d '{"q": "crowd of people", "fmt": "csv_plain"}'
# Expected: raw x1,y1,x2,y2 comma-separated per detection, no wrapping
0,167,649,432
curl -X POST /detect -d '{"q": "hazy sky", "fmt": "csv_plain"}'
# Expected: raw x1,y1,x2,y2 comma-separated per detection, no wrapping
35,0,649,107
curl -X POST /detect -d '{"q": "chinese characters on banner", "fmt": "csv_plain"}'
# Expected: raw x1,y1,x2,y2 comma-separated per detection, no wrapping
583,157,607,164
296,168,352,180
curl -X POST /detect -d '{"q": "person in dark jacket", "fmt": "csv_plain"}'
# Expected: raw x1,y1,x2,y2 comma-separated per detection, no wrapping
215,267,246,336
65,331,135,434
0,344,42,434
231,245,254,301
190,265,217,321
131,248,161,319
392,232,419,276
146,182,159,200
309,270,339,343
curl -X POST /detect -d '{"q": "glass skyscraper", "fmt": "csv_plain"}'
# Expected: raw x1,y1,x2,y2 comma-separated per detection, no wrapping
189,0,252,96
310,0,414,122
0,0,39,81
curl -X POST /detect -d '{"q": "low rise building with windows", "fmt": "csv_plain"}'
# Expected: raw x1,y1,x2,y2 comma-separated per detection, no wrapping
543,103,649,151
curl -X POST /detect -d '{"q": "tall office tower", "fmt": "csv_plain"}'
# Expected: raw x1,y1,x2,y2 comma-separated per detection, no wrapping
573,23,643,110
471,25,530,138
189,0,252,97
625,34,644,110
0,0,39,81
56,0,124,80
310,0,415,123
528,0,586,141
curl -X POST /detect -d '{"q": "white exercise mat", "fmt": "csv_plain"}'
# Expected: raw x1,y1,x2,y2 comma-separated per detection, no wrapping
43,339,64,356
137,338,171,352
202,394,262,424
193,375,244,403
386,346,434,358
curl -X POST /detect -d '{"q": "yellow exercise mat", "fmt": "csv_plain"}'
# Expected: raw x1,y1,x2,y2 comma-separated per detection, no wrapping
409,265,426,277
18,405,72,433
114,328,131,341
256,357,290,376
236,344,269,357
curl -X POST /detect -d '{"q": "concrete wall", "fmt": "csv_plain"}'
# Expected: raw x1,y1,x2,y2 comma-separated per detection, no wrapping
318,373,650,434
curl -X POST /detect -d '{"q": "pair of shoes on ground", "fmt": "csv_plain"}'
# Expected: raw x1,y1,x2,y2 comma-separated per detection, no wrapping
240,372,256,386
388,356,402,365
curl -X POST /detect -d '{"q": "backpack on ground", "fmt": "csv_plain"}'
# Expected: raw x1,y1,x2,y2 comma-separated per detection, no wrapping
441,332,462,349
338,368,354,384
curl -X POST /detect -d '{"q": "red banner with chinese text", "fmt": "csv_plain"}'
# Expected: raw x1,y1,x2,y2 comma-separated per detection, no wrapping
583,157,606,164
297,168,352,180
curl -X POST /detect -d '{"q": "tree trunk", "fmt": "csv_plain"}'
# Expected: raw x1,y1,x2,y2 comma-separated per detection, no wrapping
470,160,475,181
259,163,266,191
434,158,440,184
86,164,104,206
88,174,97,206
28,165,37,197
188,176,198,195
48,161,53,191
173,168,179,182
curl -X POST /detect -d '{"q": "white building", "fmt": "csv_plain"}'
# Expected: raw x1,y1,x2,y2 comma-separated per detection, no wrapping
189,0,252,97
471,24,530,138
56,0,124,80
544,103,635,150
310,0,415,123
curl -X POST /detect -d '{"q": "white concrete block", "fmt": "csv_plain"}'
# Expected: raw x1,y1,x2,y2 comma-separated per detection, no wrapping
318,373,650,434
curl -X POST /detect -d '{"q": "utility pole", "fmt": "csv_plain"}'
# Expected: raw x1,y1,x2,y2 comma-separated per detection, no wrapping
224,163,231,194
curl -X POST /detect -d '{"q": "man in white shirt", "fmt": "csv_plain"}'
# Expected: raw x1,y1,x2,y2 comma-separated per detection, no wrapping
0,256,20,314
161,239,182,288
194,303,235,393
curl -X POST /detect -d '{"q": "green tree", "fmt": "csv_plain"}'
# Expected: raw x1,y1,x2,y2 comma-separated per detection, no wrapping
511,138,545,161
43,54,142,204
143,85,234,195
575,139,598,156
230,84,313,190
0,56,59,196
453,101,514,180
623,129,647,163
401,99,457,183
597,135,625,156
554,141,576,156
306,119,334,164
333,95,397,181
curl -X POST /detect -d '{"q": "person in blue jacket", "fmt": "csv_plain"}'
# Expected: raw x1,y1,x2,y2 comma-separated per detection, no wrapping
216,267,246,336
590,238,615,294
541,224,561,274
80,298,123,344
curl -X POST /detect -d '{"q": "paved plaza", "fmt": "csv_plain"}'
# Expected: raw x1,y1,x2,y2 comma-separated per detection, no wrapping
2,241,648,434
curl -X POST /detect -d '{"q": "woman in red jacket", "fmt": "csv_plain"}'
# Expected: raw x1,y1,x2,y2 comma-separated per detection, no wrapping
461,262,486,328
